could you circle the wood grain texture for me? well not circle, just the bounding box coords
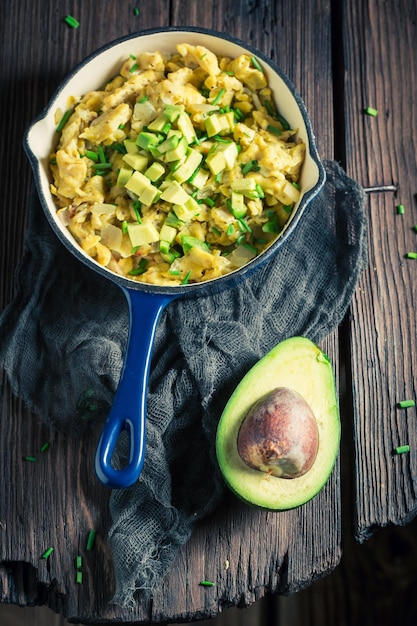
[0,0,340,623]
[342,0,417,540]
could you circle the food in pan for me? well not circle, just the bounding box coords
[216,337,340,510]
[50,43,305,286]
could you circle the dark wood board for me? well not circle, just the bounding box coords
[342,0,417,541]
[0,0,341,623]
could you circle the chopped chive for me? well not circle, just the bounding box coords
[86,150,99,161]
[86,530,96,551]
[243,242,258,255]
[241,160,259,174]
[91,162,112,170]
[56,109,72,133]
[76,555,83,570]
[251,56,263,72]
[205,197,215,207]
[212,88,225,105]
[122,220,128,234]
[397,400,416,409]
[395,444,410,455]
[40,442,50,453]
[364,106,378,116]
[405,252,417,259]
[129,259,148,275]
[97,146,106,163]
[76,571,83,584]
[64,15,80,29]
[212,226,222,236]
[169,269,181,276]
[413,225,417,232]
[182,270,192,285]
[264,100,275,116]
[133,7,140,15]
[199,580,215,587]
[133,202,142,223]
[129,63,139,73]
[138,95,148,103]
[396,204,405,215]
[276,113,291,130]
[255,183,264,198]
[24,455,37,462]
[292,181,300,190]
[41,547,54,560]
[226,224,235,237]
[237,218,252,233]
[266,124,282,136]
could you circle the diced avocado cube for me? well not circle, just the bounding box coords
[139,184,160,206]
[160,223,177,243]
[205,150,226,176]
[122,152,149,171]
[136,131,161,151]
[181,234,210,255]
[173,148,203,184]
[124,139,139,154]
[127,222,160,247]
[190,168,209,189]
[221,141,238,169]
[160,180,190,205]
[145,161,165,182]
[205,114,224,138]
[116,166,133,187]
[230,191,247,218]
[148,114,171,133]
[173,196,200,222]
[166,136,188,162]
[163,104,184,122]
[156,134,180,155]
[124,170,151,196]
[177,111,196,144]
[221,111,235,134]
[231,177,257,196]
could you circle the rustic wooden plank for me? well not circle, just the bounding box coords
[342,0,417,540]
[0,0,341,623]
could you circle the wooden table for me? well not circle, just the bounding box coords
[1,1,416,623]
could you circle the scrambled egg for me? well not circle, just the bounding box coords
[50,44,305,286]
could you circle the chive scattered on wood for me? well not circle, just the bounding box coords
[251,56,263,72]
[405,252,417,259]
[396,204,405,215]
[199,580,215,587]
[133,7,140,16]
[76,571,83,584]
[76,555,83,570]
[395,444,410,455]
[86,530,96,551]
[397,400,415,409]
[64,15,80,29]
[41,547,54,560]
[24,455,37,462]
[56,109,72,133]
[364,106,378,116]
[40,442,50,452]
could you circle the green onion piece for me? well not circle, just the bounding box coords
[64,15,80,29]
[112,142,127,154]
[395,444,410,455]
[129,63,139,73]
[292,181,300,190]
[243,242,258,255]
[169,269,181,276]
[199,580,215,587]
[97,146,106,163]
[396,204,405,215]
[266,124,282,136]
[138,95,148,103]
[255,183,264,198]
[76,571,83,584]
[405,252,417,259]
[226,224,235,237]
[276,113,291,130]
[205,197,215,207]
[133,7,140,16]
[76,555,83,570]
[24,455,37,462]
[211,226,222,236]
[133,202,142,223]
[122,221,128,234]
[56,109,72,133]
[264,100,275,116]
[241,160,259,174]
[413,225,417,232]
[86,530,96,551]
[397,400,416,409]
[212,88,225,106]
[364,106,378,116]
[237,219,251,233]
[129,259,148,276]
[91,162,112,170]
[41,547,54,560]
[182,270,192,285]
[86,150,99,162]
[251,56,263,72]
[40,442,50,453]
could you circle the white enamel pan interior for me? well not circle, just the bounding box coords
[24,27,326,488]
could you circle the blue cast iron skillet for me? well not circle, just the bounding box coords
[24,27,326,489]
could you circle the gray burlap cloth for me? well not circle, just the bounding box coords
[0,160,367,606]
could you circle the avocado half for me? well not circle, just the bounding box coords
[215,336,340,510]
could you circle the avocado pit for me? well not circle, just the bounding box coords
[237,387,319,478]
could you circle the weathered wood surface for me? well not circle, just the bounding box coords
[0,0,415,624]
[342,0,417,541]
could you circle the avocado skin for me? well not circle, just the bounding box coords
[215,336,340,510]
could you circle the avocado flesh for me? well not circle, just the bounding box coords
[215,336,340,510]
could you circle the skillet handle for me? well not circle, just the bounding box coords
[95,288,174,489]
